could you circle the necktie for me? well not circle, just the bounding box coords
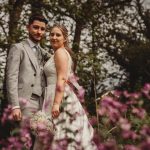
[34,45,39,56]
[34,46,45,89]
[34,45,41,65]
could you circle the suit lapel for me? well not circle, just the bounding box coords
[22,40,39,71]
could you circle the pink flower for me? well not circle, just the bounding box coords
[124,145,140,150]
[67,73,85,102]
[119,118,131,131]
[142,83,150,99]
[89,116,97,126]
[99,96,127,122]
[130,93,141,99]
[122,130,139,140]
[19,97,28,105]
[140,125,150,137]
[113,90,122,98]
[98,107,107,116]
[126,100,138,105]
[1,105,12,124]
[140,137,150,149]
[123,90,131,98]
[132,107,146,119]
[68,73,79,83]
[143,83,150,91]
[97,140,117,150]
[43,97,51,111]
[77,87,85,102]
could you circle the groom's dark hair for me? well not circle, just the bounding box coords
[29,13,48,25]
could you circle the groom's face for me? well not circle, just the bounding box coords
[27,20,46,43]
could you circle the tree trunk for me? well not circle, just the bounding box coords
[8,0,25,45]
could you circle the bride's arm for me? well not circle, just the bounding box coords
[52,48,68,118]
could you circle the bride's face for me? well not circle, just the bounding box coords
[50,27,66,50]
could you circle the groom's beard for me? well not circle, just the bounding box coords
[29,33,43,44]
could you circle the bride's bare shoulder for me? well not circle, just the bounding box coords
[54,48,68,60]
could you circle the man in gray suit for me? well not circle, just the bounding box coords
[6,14,49,122]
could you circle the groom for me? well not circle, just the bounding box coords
[6,14,49,122]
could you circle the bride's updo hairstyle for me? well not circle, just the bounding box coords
[50,24,72,55]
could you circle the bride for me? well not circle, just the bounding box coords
[34,24,97,150]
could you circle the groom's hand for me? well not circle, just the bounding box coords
[12,108,22,121]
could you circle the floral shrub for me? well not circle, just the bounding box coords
[95,83,150,149]
[1,83,150,149]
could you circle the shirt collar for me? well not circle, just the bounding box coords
[27,38,40,49]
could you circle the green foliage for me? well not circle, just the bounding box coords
[120,41,150,90]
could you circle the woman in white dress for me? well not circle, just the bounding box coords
[34,24,97,150]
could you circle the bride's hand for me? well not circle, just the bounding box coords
[52,103,60,118]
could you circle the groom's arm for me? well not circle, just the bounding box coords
[6,44,22,108]
[6,44,22,121]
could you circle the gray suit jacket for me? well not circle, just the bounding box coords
[6,39,50,108]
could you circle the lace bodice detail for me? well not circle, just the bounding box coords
[44,49,72,85]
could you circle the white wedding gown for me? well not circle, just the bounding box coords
[34,49,97,150]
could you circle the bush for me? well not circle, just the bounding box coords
[1,83,150,149]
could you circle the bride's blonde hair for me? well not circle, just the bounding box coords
[50,24,72,55]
